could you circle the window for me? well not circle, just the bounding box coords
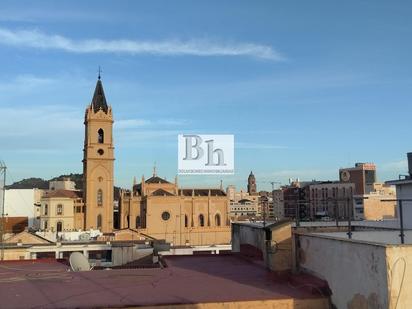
[97,214,102,229]
[184,215,188,228]
[98,128,104,143]
[57,204,63,215]
[44,204,48,216]
[56,221,63,232]
[215,214,221,226]
[44,220,48,230]
[76,206,81,213]
[97,189,103,206]
[136,216,141,228]
[162,211,171,221]
[199,214,204,227]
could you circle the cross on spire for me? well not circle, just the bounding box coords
[98,66,102,80]
[153,162,157,177]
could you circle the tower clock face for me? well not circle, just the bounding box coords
[97,149,104,156]
[341,170,350,182]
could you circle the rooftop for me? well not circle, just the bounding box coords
[311,230,412,245]
[240,219,402,230]
[0,254,329,308]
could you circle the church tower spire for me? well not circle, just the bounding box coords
[91,79,108,113]
[247,171,257,195]
[83,77,114,233]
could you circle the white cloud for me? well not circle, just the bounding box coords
[0,27,284,60]
[115,118,188,129]
[236,142,289,150]
[0,74,55,92]
[381,160,408,172]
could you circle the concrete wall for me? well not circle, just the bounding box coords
[232,224,265,256]
[296,234,389,308]
[142,227,231,246]
[386,246,412,308]
[5,189,39,228]
[2,247,30,260]
[112,245,153,266]
[232,222,292,272]
[268,224,292,271]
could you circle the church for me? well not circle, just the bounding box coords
[82,77,231,245]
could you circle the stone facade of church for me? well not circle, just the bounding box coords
[119,173,231,246]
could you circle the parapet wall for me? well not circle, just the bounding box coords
[295,233,412,308]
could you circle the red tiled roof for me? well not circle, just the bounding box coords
[43,189,82,199]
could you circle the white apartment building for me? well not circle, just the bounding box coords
[4,189,43,229]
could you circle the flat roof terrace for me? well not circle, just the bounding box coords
[312,230,412,245]
[0,254,329,308]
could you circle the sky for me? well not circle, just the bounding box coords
[0,1,411,191]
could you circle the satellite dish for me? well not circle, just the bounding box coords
[69,252,91,272]
[79,233,91,241]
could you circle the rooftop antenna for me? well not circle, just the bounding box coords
[98,66,102,80]
[69,252,92,271]
[153,161,157,177]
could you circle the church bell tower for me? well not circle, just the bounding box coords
[83,76,114,233]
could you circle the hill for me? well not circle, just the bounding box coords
[6,173,122,200]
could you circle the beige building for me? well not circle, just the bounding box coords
[229,198,257,220]
[40,190,84,232]
[353,183,396,220]
[226,185,259,220]
[120,172,231,246]
[83,78,115,233]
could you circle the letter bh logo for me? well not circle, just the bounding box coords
[178,134,234,174]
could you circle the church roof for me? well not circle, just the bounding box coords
[91,79,108,113]
[145,176,170,184]
[179,189,227,197]
[238,198,253,204]
[151,189,175,196]
[43,189,82,199]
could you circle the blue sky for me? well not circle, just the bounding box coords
[0,1,411,190]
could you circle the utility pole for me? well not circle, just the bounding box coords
[0,161,6,261]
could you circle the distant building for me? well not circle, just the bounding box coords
[386,152,412,228]
[339,163,376,195]
[226,178,260,221]
[229,198,257,219]
[4,188,43,229]
[282,180,319,219]
[309,182,355,219]
[40,189,84,232]
[353,183,396,220]
[271,189,284,219]
[49,178,76,191]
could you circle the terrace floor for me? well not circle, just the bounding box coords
[0,254,330,308]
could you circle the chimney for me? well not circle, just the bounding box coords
[408,152,412,178]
